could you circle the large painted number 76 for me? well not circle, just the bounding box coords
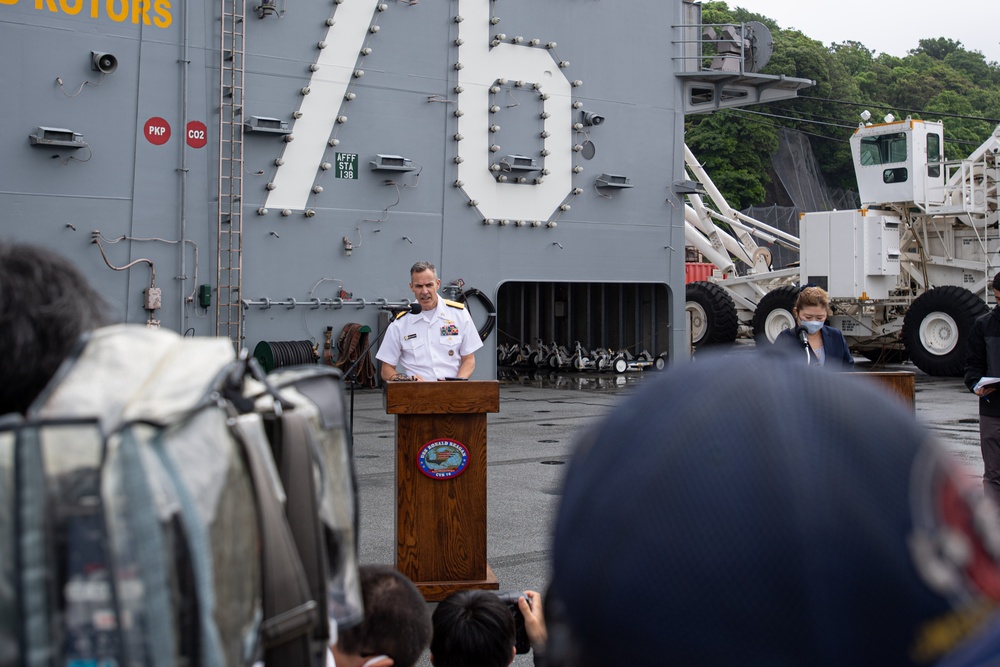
[266,0,573,223]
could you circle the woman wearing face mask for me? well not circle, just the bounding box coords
[773,285,854,369]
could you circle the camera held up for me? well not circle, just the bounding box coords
[494,590,531,654]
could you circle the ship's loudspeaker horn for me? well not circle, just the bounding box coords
[91,52,118,74]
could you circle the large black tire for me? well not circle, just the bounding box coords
[902,286,987,377]
[752,286,799,343]
[685,281,738,346]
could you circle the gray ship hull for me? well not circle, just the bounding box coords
[1,0,808,377]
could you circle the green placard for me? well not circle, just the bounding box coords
[336,152,359,179]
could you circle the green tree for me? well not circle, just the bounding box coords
[685,112,778,209]
[943,50,993,85]
[830,41,875,76]
[766,32,860,192]
[885,66,946,110]
[910,37,963,60]
[700,1,736,26]
[686,4,1000,207]
[924,91,991,159]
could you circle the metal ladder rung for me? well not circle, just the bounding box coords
[217,0,247,347]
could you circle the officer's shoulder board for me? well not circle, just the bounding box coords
[444,299,466,310]
[394,310,408,320]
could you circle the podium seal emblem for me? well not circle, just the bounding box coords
[417,439,470,479]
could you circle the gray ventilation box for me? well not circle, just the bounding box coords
[596,173,633,188]
[244,116,291,134]
[500,155,539,172]
[369,154,415,171]
[29,127,87,149]
[672,179,705,195]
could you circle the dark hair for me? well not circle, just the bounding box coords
[0,242,106,415]
[992,272,1000,292]
[431,590,515,667]
[338,565,431,667]
[410,261,437,278]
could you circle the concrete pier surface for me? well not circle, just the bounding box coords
[347,357,983,665]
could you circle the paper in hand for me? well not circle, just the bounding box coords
[974,377,1000,392]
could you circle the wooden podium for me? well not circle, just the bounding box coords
[384,380,500,601]
[855,370,916,412]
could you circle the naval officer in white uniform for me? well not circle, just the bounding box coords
[376,261,483,381]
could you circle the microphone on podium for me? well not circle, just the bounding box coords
[380,302,422,316]
[796,326,813,365]
[797,326,809,349]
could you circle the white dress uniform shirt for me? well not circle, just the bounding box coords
[376,298,483,380]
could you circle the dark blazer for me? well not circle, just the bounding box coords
[773,325,854,370]
[964,306,1000,418]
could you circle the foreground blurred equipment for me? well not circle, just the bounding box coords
[547,353,1000,667]
[0,244,362,667]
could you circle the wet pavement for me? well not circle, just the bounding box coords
[347,355,983,665]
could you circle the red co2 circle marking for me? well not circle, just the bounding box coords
[186,121,207,149]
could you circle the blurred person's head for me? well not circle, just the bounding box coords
[0,242,105,415]
[431,590,515,667]
[547,353,1000,667]
[333,565,431,667]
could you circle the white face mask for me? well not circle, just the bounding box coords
[801,320,824,335]
[360,655,389,667]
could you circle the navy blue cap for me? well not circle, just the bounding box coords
[550,353,1000,666]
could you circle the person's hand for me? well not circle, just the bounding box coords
[519,590,547,647]
[976,386,996,397]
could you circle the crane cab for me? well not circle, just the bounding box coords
[850,118,945,207]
